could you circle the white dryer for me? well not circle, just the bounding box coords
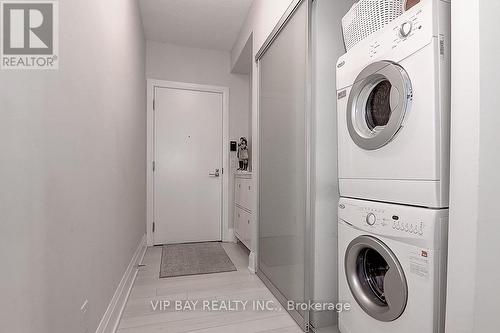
[338,197,448,333]
[336,0,451,208]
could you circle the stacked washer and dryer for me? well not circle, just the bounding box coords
[335,0,451,332]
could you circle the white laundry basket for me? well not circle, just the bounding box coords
[342,0,405,51]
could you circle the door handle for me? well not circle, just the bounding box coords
[209,169,220,177]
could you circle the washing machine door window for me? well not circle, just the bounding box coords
[347,61,412,150]
[345,235,408,322]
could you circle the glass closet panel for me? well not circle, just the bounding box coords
[257,0,309,330]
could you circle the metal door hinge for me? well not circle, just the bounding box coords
[152,222,155,233]
[153,99,156,111]
[152,161,156,172]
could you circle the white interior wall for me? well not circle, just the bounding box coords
[230,32,254,169]
[231,0,296,71]
[248,58,253,169]
[0,1,146,332]
[310,0,356,328]
[231,0,296,266]
[446,1,500,332]
[146,40,250,229]
[232,33,253,75]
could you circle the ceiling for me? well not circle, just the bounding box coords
[138,0,254,51]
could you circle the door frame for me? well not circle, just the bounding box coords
[146,79,230,246]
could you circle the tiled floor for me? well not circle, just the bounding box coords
[117,242,304,333]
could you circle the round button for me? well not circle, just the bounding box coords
[366,213,376,225]
[399,21,413,38]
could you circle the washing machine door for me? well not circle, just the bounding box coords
[345,235,408,322]
[346,60,412,150]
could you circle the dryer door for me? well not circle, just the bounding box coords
[345,235,408,322]
[346,61,412,150]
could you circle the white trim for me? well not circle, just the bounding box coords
[228,227,238,243]
[248,251,256,273]
[252,44,260,268]
[95,234,147,333]
[146,79,231,246]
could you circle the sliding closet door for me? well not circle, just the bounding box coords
[257,0,310,330]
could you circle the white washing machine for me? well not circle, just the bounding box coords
[338,197,448,333]
[336,0,451,208]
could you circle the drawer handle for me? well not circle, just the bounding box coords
[247,220,250,224]
[248,186,251,190]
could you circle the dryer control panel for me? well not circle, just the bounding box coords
[335,0,451,90]
[367,6,427,60]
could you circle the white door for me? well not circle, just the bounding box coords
[154,87,223,244]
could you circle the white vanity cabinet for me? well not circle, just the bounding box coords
[234,173,253,249]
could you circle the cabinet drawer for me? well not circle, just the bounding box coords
[241,210,252,249]
[235,178,253,211]
[234,206,251,249]
[234,206,243,239]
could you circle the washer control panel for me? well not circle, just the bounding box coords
[393,220,424,235]
[366,213,377,225]
[338,198,449,249]
[339,202,428,238]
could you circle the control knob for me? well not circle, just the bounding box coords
[366,213,376,226]
[399,21,413,38]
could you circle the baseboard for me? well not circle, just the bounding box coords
[248,250,256,273]
[95,234,147,333]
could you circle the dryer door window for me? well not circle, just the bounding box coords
[347,61,412,150]
[365,79,392,131]
[345,235,408,322]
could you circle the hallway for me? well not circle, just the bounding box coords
[2,1,500,332]
[117,243,302,333]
